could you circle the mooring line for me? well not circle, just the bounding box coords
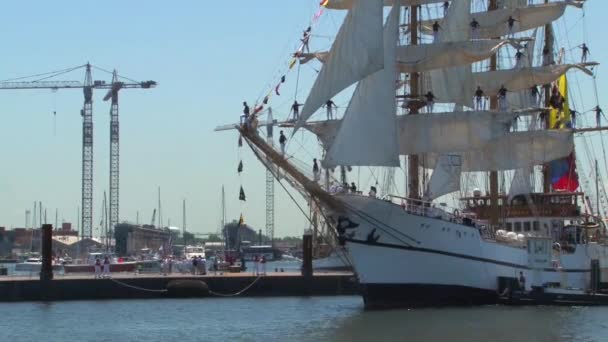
[208,276,263,297]
[109,278,168,293]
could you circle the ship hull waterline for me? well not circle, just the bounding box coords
[329,194,607,309]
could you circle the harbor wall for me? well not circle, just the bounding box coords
[0,274,358,302]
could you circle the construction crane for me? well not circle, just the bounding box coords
[0,63,156,238]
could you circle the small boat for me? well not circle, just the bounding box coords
[63,252,137,273]
[313,251,352,272]
[15,258,63,273]
[501,287,608,306]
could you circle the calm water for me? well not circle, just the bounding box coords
[1,297,608,342]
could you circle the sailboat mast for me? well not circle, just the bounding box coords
[542,0,555,193]
[488,0,500,226]
[408,4,420,200]
[596,160,601,217]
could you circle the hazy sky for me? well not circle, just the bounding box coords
[0,1,605,237]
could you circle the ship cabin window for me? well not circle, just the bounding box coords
[533,221,540,231]
[506,222,513,232]
[523,222,531,232]
[514,222,522,232]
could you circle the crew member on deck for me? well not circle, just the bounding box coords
[475,86,485,110]
[498,85,508,111]
[443,1,449,16]
[425,91,436,113]
[515,49,525,68]
[570,109,578,128]
[506,16,518,38]
[291,100,301,121]
[350,182,357,193]
[325,99,337,120]
[242,101,250,125]
[470,18,480,39]
[313,158,320,182]
[580,43,590,63]
[595,105,604,128]
[530,85,539,106]
[279,130,287,156]
[301,27,311,53]
[432,21,441,43]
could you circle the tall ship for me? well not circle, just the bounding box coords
[219,0,608,308]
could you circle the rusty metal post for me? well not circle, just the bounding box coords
[302,232,313,278]
[40,224,53,282]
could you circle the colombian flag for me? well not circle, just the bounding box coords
[549,75,579,191]
[549,75,571,129]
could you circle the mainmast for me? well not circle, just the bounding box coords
[408,4,420,200]
[488,0,499,226]
[542,0,555,193]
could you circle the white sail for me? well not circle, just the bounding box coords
[304,39,511,73]
[325,0,444,10]
[397,40,511,73]
[398,110,521,155]
[304,109,539,155]
[508,167,533,199]
[323,2,401,168]
[473,64,593,97]
[506,29,536,110]
[429,0,473,108]
[424,154,462,200]
[436,64,593,104]
[420,2,583,40]
[426,130,574,171]
[295,0,384,132]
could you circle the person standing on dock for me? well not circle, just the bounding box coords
[103,256,110,278]
[192,256,198,275]
[260,255,267,276]
[94,258,101,279]
[254,255,260,275]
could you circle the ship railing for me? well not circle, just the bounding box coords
[384,194,480,228]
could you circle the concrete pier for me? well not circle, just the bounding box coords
[0,272,357,302]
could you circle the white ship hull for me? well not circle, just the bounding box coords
[332,194,608,309]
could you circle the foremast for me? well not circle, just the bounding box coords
[408,4,421,201]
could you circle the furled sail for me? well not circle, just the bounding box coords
[323,1,401,168]
[396,40,511,73]
[472,64,593,97]
[295,0,384,133]
[425,130,574,171]
[437,64,594,105]
[420,2,583,40]
[303,39,512,73]
[424,154,462,200]
[325,0,444,10]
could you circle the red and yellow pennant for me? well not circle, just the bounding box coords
[320,0,329,7]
